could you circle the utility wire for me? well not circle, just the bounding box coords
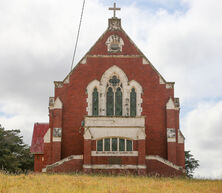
[70,0,86,71]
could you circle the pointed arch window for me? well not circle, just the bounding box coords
[130,88,137,116]
[106,87,114,116]
[106,76,123,116]
[92,88,99,116]
[115,87,122,116]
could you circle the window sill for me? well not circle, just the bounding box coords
[91,151,138,156]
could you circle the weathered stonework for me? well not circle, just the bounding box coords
[108,18,121,30]
[106,34,124,53]
[54,81,63,88]
[84,116,146,140]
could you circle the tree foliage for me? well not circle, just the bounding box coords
[0,124,34,173]
[185,150,200,178]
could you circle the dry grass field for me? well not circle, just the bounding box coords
[0,173,222,193]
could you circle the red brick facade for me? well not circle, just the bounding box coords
[31,16,185,176]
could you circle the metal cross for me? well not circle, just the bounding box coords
[109,3,121,18]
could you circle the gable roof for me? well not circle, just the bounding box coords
[30,123,49,154]
[62,17,170,85]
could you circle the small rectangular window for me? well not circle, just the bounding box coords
[127,140,132,151]
[112,138,117,151]
[119,138,125,151]
[104,138,110,151]
[97,139,103,151]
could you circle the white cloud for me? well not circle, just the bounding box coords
[125,0,222,103]
[0,99,48,144]
[182,101,222,179]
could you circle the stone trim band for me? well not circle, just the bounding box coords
[83,164,146,169]
[91,151,138,156]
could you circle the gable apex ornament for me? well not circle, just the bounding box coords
[106,34,124,53]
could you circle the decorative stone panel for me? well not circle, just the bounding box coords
[106,35,124,53]
[85,116,145,127]
[53,128,62,137]
[84,116,146,140]
[167,128,176,142]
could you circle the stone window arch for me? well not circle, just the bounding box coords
[86,65,143,116]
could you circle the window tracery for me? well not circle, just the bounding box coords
[86,66,143,116]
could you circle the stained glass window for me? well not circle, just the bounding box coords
[119,138,125,151]
[104,138,110,151]
[130,88,137,116]
[97,139,103,151]
[127,140,132,151]
[112,138,117,151]
[97,138,133,152]
[92,88,99,116]
[106,87,114,116]
[115,87,122,116]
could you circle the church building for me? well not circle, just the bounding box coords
[31,4,185,176]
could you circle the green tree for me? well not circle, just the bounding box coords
[0,124,34,173]
[185,150,200,178]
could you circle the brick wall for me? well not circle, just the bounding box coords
[47,158,83,173]
[177,143,185,168]
[91,156,138,165]
[34,154,44,172]
[146,159,184,177]
[54,57,175,160]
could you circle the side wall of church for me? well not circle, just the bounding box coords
[34,154,44,172]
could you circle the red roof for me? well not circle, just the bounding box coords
[30,123,49,154]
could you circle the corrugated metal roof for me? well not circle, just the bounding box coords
[30,123,49,154]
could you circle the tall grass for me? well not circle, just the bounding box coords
[0,172,221,193]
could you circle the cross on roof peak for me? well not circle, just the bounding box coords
[109,3,121,18]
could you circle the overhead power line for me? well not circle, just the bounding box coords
[70,0,86,71]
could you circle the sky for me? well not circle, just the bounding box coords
[0,0,222,179]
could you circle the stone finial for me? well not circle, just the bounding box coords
[108,17,122,30]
